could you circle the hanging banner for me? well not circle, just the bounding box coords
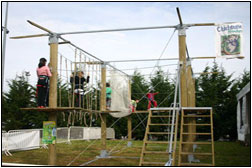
[42,121,56,144]
[215,22,243,58]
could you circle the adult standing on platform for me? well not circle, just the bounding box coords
[36,58,52,108]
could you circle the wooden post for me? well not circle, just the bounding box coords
[178,28,196,162]
[48,35,58,165]
[186,62,196,145]
[100,63,107,150]
[127,116,132,140]
[179,30,187,107]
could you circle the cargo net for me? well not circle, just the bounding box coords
[109,69,131,118]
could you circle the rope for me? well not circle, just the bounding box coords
[70,61,73,107]
[87,58,90,110]
[108,114,148,155]
[108,63,177,71]
[83,112,88,127]
[65,58,71,107]
[149,29,176,79]
[83,55,87,109]
[67,116,123,166]
[72,49,77,107]
[95,64,98,120]
[78,50,81,108]
[59,54,62,107]
[79,158,99,166]
[67,112,72,127]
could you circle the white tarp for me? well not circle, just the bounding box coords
[110,70,131,118]
[215,22,243,58]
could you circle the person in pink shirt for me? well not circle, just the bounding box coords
[36,58,52,108]
[146,90,159,109]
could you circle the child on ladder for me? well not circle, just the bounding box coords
[146,89,159,110]
[36,58,52,108]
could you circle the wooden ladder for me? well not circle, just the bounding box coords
[139,108,179,166]
[178,107,215,166]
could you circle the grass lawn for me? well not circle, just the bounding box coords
[2,140,250,166]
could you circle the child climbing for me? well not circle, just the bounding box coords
[36,58,52,108]
[106,82,112,110]
[146,90,159,109]
[131,99,139,112]
[70,71,90,107]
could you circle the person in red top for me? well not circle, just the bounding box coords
[146,90,159,109]
[36,58,52,108]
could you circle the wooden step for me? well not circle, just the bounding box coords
[151,115,172,118]
[180,152,212,156]
[181,142,212,145]
[150,123,175,126]
[182,133,211,135]
[180,163,213,166]
[144,151,169,154]
[184,115,210,118]
[142,161,166,165]
[146,141,173,144]
[183,124,211,126]
[148,132,174,135]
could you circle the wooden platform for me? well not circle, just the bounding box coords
[20,107,120,113]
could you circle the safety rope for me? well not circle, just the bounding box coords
[108,114,148,155]
[149,29,176,79]
[67,116,123,166]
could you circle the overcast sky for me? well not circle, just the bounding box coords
[2,2,250,92]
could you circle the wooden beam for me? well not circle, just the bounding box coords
[20,107,119,113]
[192,23,215,26]
[58,41,70,45]
[27,20,53,34]
[10,33,49,39]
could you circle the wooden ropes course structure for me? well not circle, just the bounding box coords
[10,6,244,166]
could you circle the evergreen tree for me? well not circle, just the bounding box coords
[150,68,175,107]
[227,70,250,140]
[196,62,234,140]
[2,74,47,131]
[130,70,149,139]
[131,70,149,110]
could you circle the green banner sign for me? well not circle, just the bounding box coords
[42,121,56,144]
